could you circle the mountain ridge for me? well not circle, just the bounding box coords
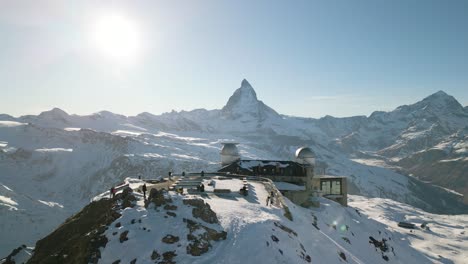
[1,80,467,259]
[6,82,466,121]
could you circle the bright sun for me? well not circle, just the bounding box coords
[92,14,141,62]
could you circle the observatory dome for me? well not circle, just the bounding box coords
[295,147,316,165]
[220,143,240,166]
[221,143,240,156]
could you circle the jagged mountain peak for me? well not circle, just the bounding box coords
[221,79,279,121]
[393,90,464,115]
[237,78,258,100]
[422,90,457,104]
[241,78,254,89]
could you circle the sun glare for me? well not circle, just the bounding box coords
[92,14,141,62]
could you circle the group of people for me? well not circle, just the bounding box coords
[266,191,275,206]
[197,183,205,192]
[110,183,148,200]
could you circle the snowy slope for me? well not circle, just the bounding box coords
[349,195,468,264]
[24,177,453,264]
[1,79,467,259]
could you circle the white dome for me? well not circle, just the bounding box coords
[220,143,240,166]
[220,143,239,156]
[295,147,316,165]
[295,147,315,159]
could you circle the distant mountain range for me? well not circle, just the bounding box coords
[0,79,467,257]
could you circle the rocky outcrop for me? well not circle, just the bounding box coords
[162,235,180,244]
[183,199,219,224]
[184,218,227,256]
[146,188,170,208]
[2,245,27,264]
[26,194,128,264]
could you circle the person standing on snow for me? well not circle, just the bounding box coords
[266,195,270,206]
[142,184,147,200]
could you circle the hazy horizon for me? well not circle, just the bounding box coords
[1,0,467,118]
[1,85,465,120]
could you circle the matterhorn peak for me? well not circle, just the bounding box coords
[221,79,279,121]
[222,80,259,113]
[238,79,258,100]
[241,78,253,89]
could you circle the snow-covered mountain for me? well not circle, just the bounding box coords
[1,79,467,260]
[221,79,281,122]
[14,178,468,264]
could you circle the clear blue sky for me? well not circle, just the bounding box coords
[1,0,467,118]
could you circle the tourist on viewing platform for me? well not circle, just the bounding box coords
[142,184,147,200]
[110,187,115,198]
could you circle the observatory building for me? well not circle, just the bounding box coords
[218,144,347,206]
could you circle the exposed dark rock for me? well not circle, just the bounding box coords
[278,249,283,255]
[305,255,311,262]
[145,189,166,208]
[271,235,279,242]
[183,199,219,224]
[130,258,137,264]
[151,250,160,260]
[114,187,137,209]
[184,218,227,256]
[119,230,129,243]
[166,212,177,217]
[369,236,389,252]
[131,219,136,224]
[27,198,121,264]
[339,251,347,261]
[162,235,180,244]
[112,260,120,264]
[274,222,297,236]
[342,237,351,244]
[3,245,27,264]
[160,251,177,264]
[122,194,136,209]
[164,204,178,211]
[355,209,361,217]
[283,207,293,221]
[115,222,121,228]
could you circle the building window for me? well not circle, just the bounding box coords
[321,181,331,194]
[320,179,342,195]
[331,180,341,195]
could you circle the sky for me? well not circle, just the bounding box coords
[0,0,467,118]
